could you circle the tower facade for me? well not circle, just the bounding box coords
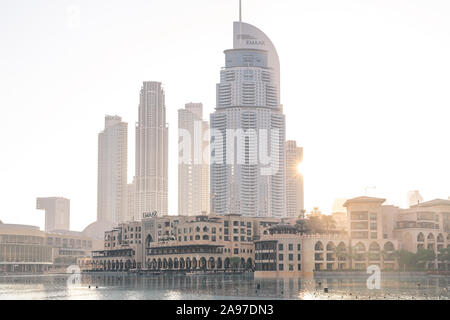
[134,81,168,219]
[210,22,286,217]
[286,140,304,218]
[178,103,210,216]
[36,197,70,232]
[97,115,128,224]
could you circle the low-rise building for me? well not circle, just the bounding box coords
[91,214,279,272]
[46,230,102,269]
[91,221,143,271]
[0,222,53,273]
[89,196,450,275]
[394,199,450,270]
[0,221,102,273]
[254,224,397,277]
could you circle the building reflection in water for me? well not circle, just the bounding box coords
[0,274,448,300]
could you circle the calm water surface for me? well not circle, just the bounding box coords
[0,273,449,300]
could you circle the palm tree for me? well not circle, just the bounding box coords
[294,219,310,234]
[416,248,436,270]
[321,215,337,234]
[393,250,415,271]
[230,257,241,271]
[306,215,323,234]
[335,245,348,263]
[347,246,367,270]
[438,247,450,270]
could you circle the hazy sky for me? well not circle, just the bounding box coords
[1,0,450,231]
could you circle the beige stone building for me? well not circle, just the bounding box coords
[394,199,450,270]
[89,196,450,275]
[0,223,52,273]
[254,224,397,278]
[0,221,101,273]
[91,214,279,272]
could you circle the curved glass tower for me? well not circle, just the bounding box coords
[210,21,286,217]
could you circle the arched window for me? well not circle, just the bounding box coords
[354,242,366,252]
[315,241,324,251]
[369,242,380,251]
[145,234,153,247]
[383,242,394,251]
[427,233,435,241]
[437,234,444,242]
[417,233,425,242]
[326,242,336,251]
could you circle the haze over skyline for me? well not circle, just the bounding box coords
[1,0,450,231]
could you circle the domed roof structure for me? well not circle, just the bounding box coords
[82,220,116,240]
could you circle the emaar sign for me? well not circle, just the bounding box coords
[142,211,158,219]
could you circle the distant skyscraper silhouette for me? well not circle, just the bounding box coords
[36,197,70,232]
[332,198,348,213]
[286,141,304,217]
[210,19,286,217]
[134,81,168,219]
[407,190,423,207]
[178,103,210,216]
[97,115,128,224]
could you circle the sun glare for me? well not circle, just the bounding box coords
[297,162,303,175]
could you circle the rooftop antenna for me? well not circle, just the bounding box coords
[239,0,242,22]
[237,0,243,46]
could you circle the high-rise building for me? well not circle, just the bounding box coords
[201,119,210,215]
[126,179,136,222]
[134,81,168,219]
[36,197,70,232]
[286,140,304,218]
[210,20,286,217]
[178,103,210,216]
[97,115,128,224]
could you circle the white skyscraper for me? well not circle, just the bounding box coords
[178,103,210,216]
[97,115,128,224]
[210,20,286,217]
[36,197,70,232]
[134,81,168,219]
[126,178,136,222]
[286,140,304,218]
